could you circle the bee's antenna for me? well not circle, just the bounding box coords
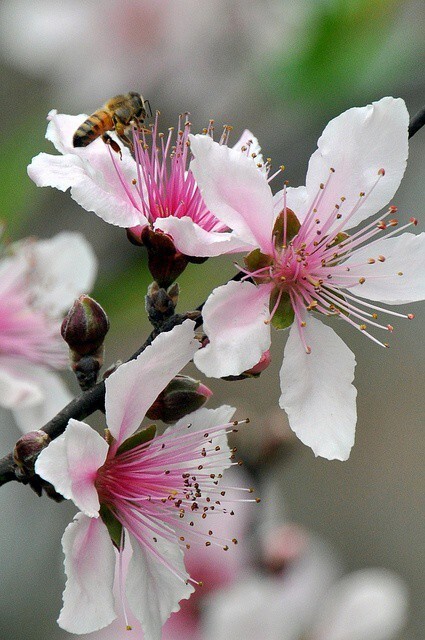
[144,99,153,118]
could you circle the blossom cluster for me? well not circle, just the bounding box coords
[0,95,420,640]
[29,96,425,461]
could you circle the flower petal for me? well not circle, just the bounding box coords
[28,111,145,228]
[189,134,275,253]
[313,569,408,640]
[59,513,116,634]
[194,280,272,378]
[105,320,199,445]
[35,419,108,516]
[21,232,97,316]
[0,358,44,409]
[279,315,357,460]
[273,185,309,223]
[153,217,251,257]
[11,366,72,432]
[305,97,409,230]
[126,532,194,640]
[343,232,425,304]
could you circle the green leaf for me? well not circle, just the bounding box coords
[243,249,272,283]
[272,209,301,248]
[269,288,294,330]
[99,504,123,548]
[116,424,157,456]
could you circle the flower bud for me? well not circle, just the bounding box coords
[13,430,51,477]
[223,350,271,381]
[61,295,109,356]
[141,226,189,288]
[146,375,213,423]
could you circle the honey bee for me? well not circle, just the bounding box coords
[72,92,150,154]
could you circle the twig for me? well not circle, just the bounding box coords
[409,105,425,139]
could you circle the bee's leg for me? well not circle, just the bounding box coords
[113,118,134,152]
[102,133,122,159]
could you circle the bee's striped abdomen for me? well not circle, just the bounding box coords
[72,110,114,147]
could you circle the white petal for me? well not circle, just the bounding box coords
[232,129,267,174]
[0,358,44,409]
[343,232,425,304]
[126,532,194,640]
[306,97,409,230]
[12,367,72,432]
[59,513,116,634]
[189,134,275,253]
[35,419,108,516]
[279,316,357,460]
[28,112,145,228]
[20,232,97,316]
[45,110,90,154]
[313,569,408,640]
[273,185,309,223]
[105,320,199,445]
[165,405,236,474]
[194,280,271,378]
[153,217,251,257]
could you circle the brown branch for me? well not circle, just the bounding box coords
[409,105,425,139]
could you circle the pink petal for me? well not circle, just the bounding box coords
[105,320,199,445]
[279,316,357,460]
[126,532,194,640]
[343,232,425,304]
[59,513,116,633]
[305,97,409,230]
[35,419,108,516]
[194,280,272,378]
[313,569,408,640]
[189,134,275,253]
[153,217,251,257]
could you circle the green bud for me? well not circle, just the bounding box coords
[146,375,213,423]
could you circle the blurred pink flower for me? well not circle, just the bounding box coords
[204,525,408,640]
[0,231,96,431]
[190,97,425,461]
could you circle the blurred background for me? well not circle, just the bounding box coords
[0,0,424,638]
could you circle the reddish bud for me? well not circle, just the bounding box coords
[14,430,51,476]
[244,350,271,376]
[61,295,109,356]
[141,226,189,289]
[146,375,213,423]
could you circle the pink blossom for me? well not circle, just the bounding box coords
[0,231,97,431]
[36,321,254,639]
[28,111,258,258]
[190,97,425,460]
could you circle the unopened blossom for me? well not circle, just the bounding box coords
[0,231,96,431]
[28,111,259,263]
[36,321,254,640]
[190,97,425,460]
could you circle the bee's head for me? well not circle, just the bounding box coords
[129,92,148,121]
